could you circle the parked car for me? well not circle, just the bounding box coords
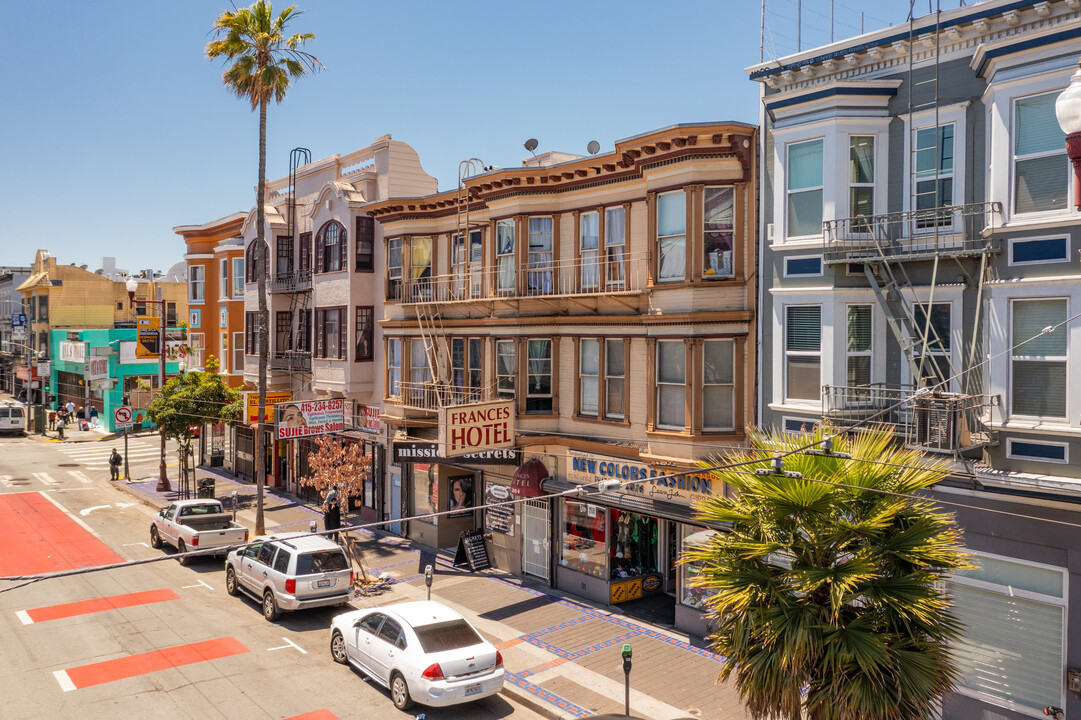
[150,499,248,565]
[0,402,27,435]
[225,533,353,621]
[330,600,504,710]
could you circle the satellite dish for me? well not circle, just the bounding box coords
[587,140,600,155]
[524,138,539,152]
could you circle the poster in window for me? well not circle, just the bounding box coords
[484,482,514,536]
[447,475,474,517]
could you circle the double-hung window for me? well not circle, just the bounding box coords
[410,237,432,300]
[704,187,734,278]
[580,212,600,290]
[849,136,875,229]
[847,304,873,388]
[232,331,243,373]
[605,206,626,289]
[787,139,824,238]
[785,306,821,402]
[703,340,735,431]
[316,221,346,273]
[275,311,292,352]
[656,341,686,430]
[276,235,293,278]
[496,220,516,293]
[387,238,402,301]
[246,241,267,283]
[451,231,482,299]
[1014,92,1068,215]
[913,124,954,228]
[912,303,951,388]
[189,266,205,302]
[657,191,686,282]
[578,338,626,420]
[605,339,625,419]
[526,339,552,413]
[355,216,374,271]
[387,338,401,397]
[296,309,311,352]
[579,339,600,416]
[496,339,515,400]
[232,258,245,297]
[527,218,553,294]
[355,306,373,362]
[315,307,344,360]
[245,311,260,355]
[451,338,483,403]
[298,232,311,274]
[409,338,431,406]
[219,259,228,299]
[1011,298,1067,418]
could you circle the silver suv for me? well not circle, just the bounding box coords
[225,533,354,621]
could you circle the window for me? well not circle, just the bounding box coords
[785,306,821,402]
[849,136,875,224]
[298,232,311,274]
[276,311,292,352]
[1009,236,1069,265]
[580,211,600,290]
[496,340,515,400]
[188,333,204,367]
[1007,439,1068,463]
[189,309,200,328]
[912,303,951,387]
[189,265,205,302]
[220,259,228,298]
[387,237,402,300]
[315,307,345,359]
[387,338,401,397]
[246,241,267,283]
[272,549,290,574]
[704,187,734,278]
[1011,298,1066,418]
[409,338,431,403]
[245,312,260,355]
[232,331,244,373]
[37,295,49,321]
[355,216,374,271]
[355,306,373,362]
[561,500,607,577]
[656,341,686,429]
[847,305,872,388]
[783,417,817,434]
[703,340,735,431]
[948,552,1066,714]
[526,339,552,413]
[220,308,227,328]
[657,191,686,281]
[496,219,515,293]
[276,235,293,277]
[451,338,483,402]
[1014,92,1068,215]
[166,302,177,326]
[913,124,954,226]
[316,220,346,273]
[220,332,228,372]
[605,206,626,289]
[783,255,823,277]
[527,217,553,294]
[605,339,625,420]
[787,139,824,237]
[410,237,432,300]
[137,301,148,317]
[452,231,482,298]
[232,257,244,297]
[296,309,312,352]
[413,619,484,654]
[579,339,599,416]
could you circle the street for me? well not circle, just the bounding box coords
[0,434,546,720]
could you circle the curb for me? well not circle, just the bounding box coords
[499,683,579,720]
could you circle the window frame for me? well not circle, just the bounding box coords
[1007,234,1070,267]
[1006,438,1069,464]
[245,311,260,356]
[785,138,825,240]
[1010,297,1068,420]
[579,211,600,291]
[845,303,874,392]
[495,339,515,400]
[275,311,292,353]
[355,216,374,272]
[276,235,294,278]
[387,237,403,301]
[219,258,228,299]
[354,306,373,362]
[232,331,244,373]
[605,205,627,290]
[314,306,346,360]
[578,338,600,417]
[495,219,516,294]
[316,220,347,274]
[189,265,205,304]
[782,254,824,278]
[525,338,553,414]
[1011,90,1069,218]
[702,339,736,432]
[656,190,687,283]
[232,257,245,297]
[386,338,402,398]
[784,304,822,404]
[245,241,268,283]
[703,185,736,280]
[655,340,687,431]
[847,134,876,225]
[526,217,554,295]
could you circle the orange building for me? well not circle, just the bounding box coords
[174,212,247,387]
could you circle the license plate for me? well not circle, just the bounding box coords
[316,578,332,588]
[465,682,483,696]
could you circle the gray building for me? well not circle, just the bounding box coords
[748,1,1081,717]
[0,266,31,394]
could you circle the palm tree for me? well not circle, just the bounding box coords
[685,425,972,720]
[206,1,322,535]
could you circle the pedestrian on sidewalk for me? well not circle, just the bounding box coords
[65,400,74,416]
[322,485,341,542]
[89,405,99,428]
[56,415,66,441]
[48,409,56,431]
[109,449,122,481]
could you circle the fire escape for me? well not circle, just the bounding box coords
[269,147,314,385]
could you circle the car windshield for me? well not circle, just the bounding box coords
[182,503,221,516]
[413,619,483,653]
[296,550,348,574]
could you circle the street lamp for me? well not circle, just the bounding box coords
[126,276,171,493]
[1055,61,1081,210]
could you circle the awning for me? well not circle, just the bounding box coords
[541,475,729,530]
[510,458,548,498]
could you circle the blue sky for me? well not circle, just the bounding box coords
[2,0,943,273]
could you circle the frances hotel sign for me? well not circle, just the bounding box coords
[438,399,515,458]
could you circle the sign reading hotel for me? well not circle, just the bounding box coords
[567,450,715,508]
[244,391,292,423]
[275,399,346,440]
[438,399,514,458]
[135,317,161,359]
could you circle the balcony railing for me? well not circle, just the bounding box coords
[393,381,492,412]
[822,202,1000,264]
[822,384,997,454]
[270,270,312,294]
[387,252,648,304]
[269,350,311,373]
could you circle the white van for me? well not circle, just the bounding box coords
[0,403,27,435]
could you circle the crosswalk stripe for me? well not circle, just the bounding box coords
[0,475,12,489]
[32,472,58,486]
[68,471,92,484]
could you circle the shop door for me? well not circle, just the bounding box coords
[521,499,550,582]
[389,466,402,535]
[236,426,255,479]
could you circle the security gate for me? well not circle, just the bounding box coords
[521,498,550,582]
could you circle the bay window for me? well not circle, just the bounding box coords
[189,265,205,302]
[605,206,626,289]
[315,307,345,360]
[580,211,600,289]
[656,341,686,430]
[787,139,823,237]
[579,339,599,416]
[496,219,516,293]
[1014,92,1068,215]
[703,339,735,431]
[527,218,553,294]
[232,257,245,296]
[785,305,821,402]
[387,338,401,397]
[1011,298,1066,418]
[657,191,686,281]
[703,187,734,278]
[496,339,515,400]
[387,238,402,300]
[849,136,875,226]
[410,237,432,300]
[526,339,552,413]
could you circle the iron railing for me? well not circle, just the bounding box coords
[822,201,1000,264]
[269,351,311,373]
[270,270,313,294]
[393,381,493,412]
[822,384,997,454]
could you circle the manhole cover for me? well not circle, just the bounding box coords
[58,463,80,468]
[9,479,30,485]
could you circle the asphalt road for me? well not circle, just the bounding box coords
[0,433,546,720]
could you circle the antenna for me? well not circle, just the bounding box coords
[586,140,600,155]
[524,138,539,157]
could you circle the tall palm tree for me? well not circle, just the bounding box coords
[206,1,322,535]
[685,425,972,720]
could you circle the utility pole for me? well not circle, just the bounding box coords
[157,286,168,493]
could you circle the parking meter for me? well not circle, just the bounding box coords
[231,491,239,521]
[621,643,632,716]
[310,520,318,534]
[425,564,434,601]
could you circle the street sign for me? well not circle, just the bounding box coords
[11,313,26,328]
[136,317,161,359]
[114,406,133,428]
[37,361,50,376]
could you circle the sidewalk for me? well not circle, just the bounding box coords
[111,465,750,720]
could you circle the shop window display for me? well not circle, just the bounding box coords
[610,510,657,579]
[561,500,608,577]
[680,526,718,610]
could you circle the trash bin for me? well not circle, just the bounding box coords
[197,478,215,499]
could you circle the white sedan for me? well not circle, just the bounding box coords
[330,600,504,710]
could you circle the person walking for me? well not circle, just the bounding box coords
[48,409,56,431]
[109,448,122,481]
[65,400,75,416]
[56,414,66,441]
[89,405,99,428]
[322,485,341,542]
[76,406,86,431]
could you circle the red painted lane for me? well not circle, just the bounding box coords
[284,711,340,720]
[62,637,249,689]
[27,589,180,623]
[0,493,123,575]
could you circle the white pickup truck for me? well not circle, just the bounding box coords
[150,499,249,565]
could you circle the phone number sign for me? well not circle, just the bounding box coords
[275,399,345,440]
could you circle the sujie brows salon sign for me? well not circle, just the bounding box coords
[393,441,519,466]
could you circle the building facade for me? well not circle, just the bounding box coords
[748,2,1081,716]
[0,266,31,395]
[365,122,756,636]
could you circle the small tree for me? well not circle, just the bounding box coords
[299,435,373,578]
[146,355,240,467]
[685,425,972,720]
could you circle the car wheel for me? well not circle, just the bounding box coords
[330,631,348,664]
[391,672,414,711]
[262,590,279,622]
[176,539,190,566]
[149,526,162,549]
[225,566,239,596]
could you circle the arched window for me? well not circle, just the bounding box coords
[245,240,269,283]
[316,220,347,273]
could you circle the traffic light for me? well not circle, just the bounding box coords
[43,379,50,393]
